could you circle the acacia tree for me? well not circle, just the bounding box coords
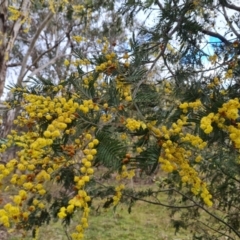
[0,0,240,239]
[118,1,240,239]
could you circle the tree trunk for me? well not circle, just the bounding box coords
[0,0,8,97]
[0,0,31,98]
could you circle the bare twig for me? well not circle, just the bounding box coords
[28,37,63,71]
[222,6,240,38]
[124,192,196,208]
[220,0,240,12]
[199,29,230,45]
[17,11,54,84]
[155,0,164,10]
[94,180,196,209]
[172,189,240,238]
[197,219,235,240]
[28,53,68,78]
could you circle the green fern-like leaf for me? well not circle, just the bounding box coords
[95,131,127,170]
[135,144,161,175]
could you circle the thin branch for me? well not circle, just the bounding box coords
[199,29,231,45]
[162,55,176,82]
[220,0,240,12]
[28,53,68,78]
[218,167,240,184]
[17,11,54,84]
[222,6,240,38]
[28,34,71,78]
[197,219,235,240]
[16,36,31,43]
[155,0,163,10]
[6,63,22,67]
[168,6,190,38]
[133,101,145,121]
[94,180,196,209]
[64,229,71,240]
[172,189,240,238]
[123,192,196,208]
[28,37,63,71]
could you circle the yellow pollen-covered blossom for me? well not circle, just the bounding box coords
[125,118,146,132]
[200,114,214,134]
[8,6,21,21]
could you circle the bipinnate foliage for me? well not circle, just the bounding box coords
[95,130,127,170]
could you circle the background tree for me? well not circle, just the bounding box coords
[0,0,126,140]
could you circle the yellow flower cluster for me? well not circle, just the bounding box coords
[208,54,217,64]
[8,3,30,31]
[79,99,99,113]
[116,77,132,101]
[213,77,220,85]
[58,192,91,240]
[147,122,162,137]
[8,6,21,21]
[218,98,240,120]
[20,94,80,140]
[228,125,240,148]
[57,134,98,239]
[161,116,187,138]
[123,53,130,68]
[82,74,94,88]
[225,69,233,79]
[73,59,90,67]
[64,59,70,66]
[117,165,135,180]
[193,0,200,6]
[136,147,144,153]
[95,52,117,73]
[179,102,189,113]
[148,119,183,138]
[150,116,212,206]
[0,190,28,228]
[188,99,202,109]
[0,161,50,227]
[159,139,212,206]
[200,113,214,134]
[72,35,84,43]
[113,165,135,206]
[113,184,125,206]
[200,185,213,207]
[48,0,56,13]
[166,43,175,53]
[100,37,111,54]
[100,113,112,122]
[0,89,102,238]
[125,118,146,132]
[217,98,240,148]
[195,154,202,162]
[0,204,19,227]
[181,133,207,149]
[200,99,240,149]
[164,81,172,94]
[72,4,84,13]
[179,99,202,113]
